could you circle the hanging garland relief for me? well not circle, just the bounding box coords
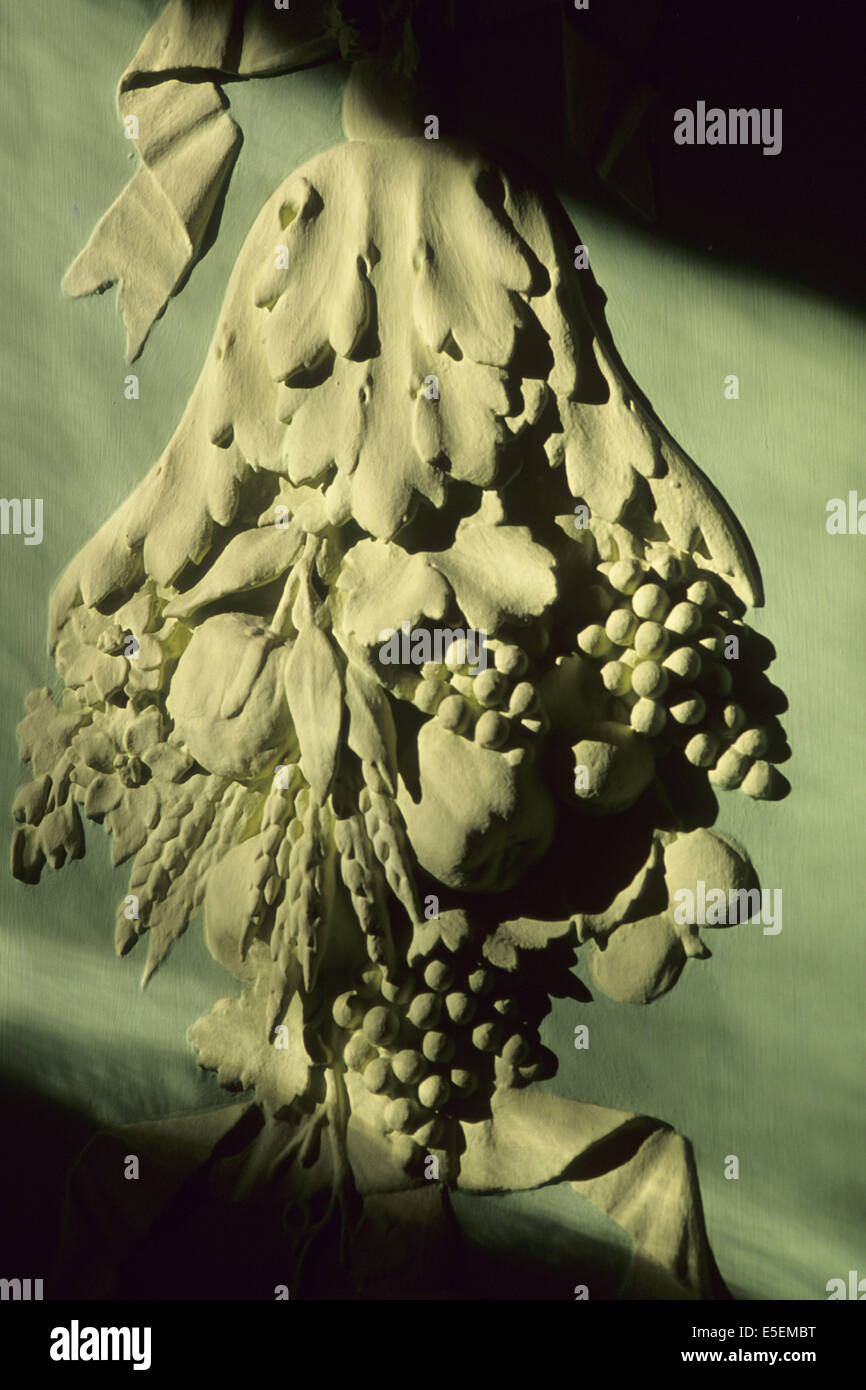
[11,0,789,1297]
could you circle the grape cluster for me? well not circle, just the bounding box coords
[576,547,777,798]
[407,637,550,751]
[334,929,556,1171]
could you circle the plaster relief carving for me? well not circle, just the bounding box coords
[12,1,789,1299]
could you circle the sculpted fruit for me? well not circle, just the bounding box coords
[396,719,555,893]
[167,613,296,779]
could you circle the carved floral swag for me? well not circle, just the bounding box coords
[14,0,788,1299]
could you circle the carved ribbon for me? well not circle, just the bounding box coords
[63,0,338,359]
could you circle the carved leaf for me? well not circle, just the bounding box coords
[483,916,574,972]
[504,172,762,606]
[164,525,303,618]
[427,516,558,634]
[16,688,90,777]
[344,662,399,795]
[284,627,343,799]
[190,977,312,1114]
[258,144,534,539]
[337,540,450,647]
[142,884,196,985]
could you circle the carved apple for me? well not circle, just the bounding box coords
[396,719,555,893]
[167,613,296,780]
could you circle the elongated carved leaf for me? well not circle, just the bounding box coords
[142,884,195,985]
[344,662,398,795]
[164,524,303,619]
[284,627,343,799]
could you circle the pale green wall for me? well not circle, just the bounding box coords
[1,0,862,1299]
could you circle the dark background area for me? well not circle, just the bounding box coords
[418,0,865,306]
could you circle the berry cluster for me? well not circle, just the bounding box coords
[576,548,777,797]
[408,638,550,750]
[335,928,556,1170]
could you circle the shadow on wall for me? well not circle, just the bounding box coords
[443,0,865,311]
[46,1096,730,1300]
